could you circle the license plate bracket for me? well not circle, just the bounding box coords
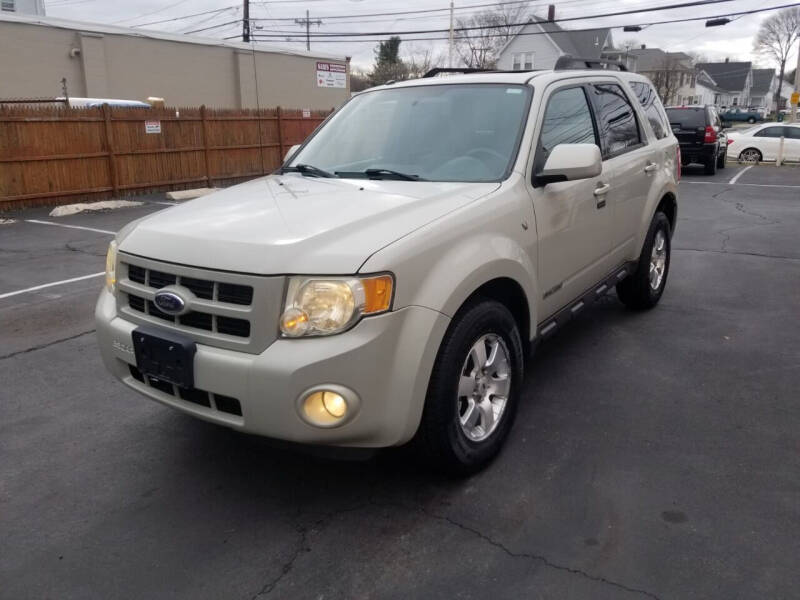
[133,326,196,389]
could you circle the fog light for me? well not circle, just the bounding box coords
[298,385,359,428]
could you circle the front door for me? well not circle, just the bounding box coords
[527,84,613,319]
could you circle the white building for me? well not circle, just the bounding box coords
[495,17,613,71]
[1,0,45,15]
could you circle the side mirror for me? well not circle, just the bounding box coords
[284,144,301,163]
[536,144,602,186]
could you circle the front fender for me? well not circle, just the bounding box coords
[361,191,539,341]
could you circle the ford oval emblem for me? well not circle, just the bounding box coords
[153,290,186,315]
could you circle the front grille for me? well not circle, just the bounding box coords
[129,365,241,416]
[117,254,283,354]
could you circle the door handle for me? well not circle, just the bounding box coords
[644,161,658,173]
[593,183,610,196]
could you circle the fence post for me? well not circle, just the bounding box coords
[101,103,119,197]
[276,106,284,167]
[200,105,212,187]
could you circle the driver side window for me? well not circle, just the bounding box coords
[534,86,598,182]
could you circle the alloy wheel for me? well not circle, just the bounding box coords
[457,334,511,442]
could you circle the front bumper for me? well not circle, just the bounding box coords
[95,288,450,447]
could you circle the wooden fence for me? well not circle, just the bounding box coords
[0,104,333,210]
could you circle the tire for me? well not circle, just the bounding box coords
[738,148,762,164]
[704,153,718,175]
[412,298,524,475]
[717,151,726,169]
[747,117,756,124]
[616,211,671,310]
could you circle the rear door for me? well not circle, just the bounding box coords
[753,126,786,161]
[588,81,654,262]
[782,126,800,161]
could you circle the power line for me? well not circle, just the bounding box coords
[295,10,323,50]
[246,1,800,43]
[133,5,239,28]
[183,19,243,35]
[246,0,745,37]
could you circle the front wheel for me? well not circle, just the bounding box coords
[617,211,671,310]
[738,148,762,163]
[412,299,524,475]
[747,117,756,124]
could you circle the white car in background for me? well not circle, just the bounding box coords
[727,123,800,163]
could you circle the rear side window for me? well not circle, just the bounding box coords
[755,126,786,138]
[665,108,706,129]
[786,127,800,139]
[628,81,669,139]
[589,83,641,158]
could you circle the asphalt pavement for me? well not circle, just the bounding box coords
[1,166,799,599]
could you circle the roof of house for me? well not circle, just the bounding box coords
[499,18,611,59]
[696,70,725,93]
[626,48,693,71]
[0,11,346,61]
[695,62,752,92]
[751,68,775,95]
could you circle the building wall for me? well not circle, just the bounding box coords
[496,24,563,70]
[0,18,349,109]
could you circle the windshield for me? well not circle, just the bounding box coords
[288,83,532,182]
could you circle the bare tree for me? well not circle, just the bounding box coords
[404,45,446,79]
[754,7,800,113]
[649,55,689,105]
[454,4,530,69]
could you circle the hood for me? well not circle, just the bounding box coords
[119,174,499,274]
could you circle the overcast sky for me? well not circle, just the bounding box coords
[43,0,795,71]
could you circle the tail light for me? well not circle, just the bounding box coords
[676,146,681,180]
[704,126,717,143]
[727,138,734,145]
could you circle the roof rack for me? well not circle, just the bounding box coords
[554,55,627,72]
[423,67,493,78]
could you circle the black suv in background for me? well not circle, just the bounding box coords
[665,105,728,175]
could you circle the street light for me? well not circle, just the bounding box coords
[705,18,731,27]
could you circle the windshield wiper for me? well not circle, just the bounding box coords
[363,168,425,181]
[282,163,337,178]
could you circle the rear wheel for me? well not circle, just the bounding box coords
[747,117,756,124]
[738,148,762,163]
[717,150,726,169]
[617,211,671,310]
[412,298,523,475]
[704,153,718,175]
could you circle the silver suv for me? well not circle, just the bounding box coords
[97,62,679,473]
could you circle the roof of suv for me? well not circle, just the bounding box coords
[364,68,652,93]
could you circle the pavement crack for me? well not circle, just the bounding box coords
[0,330,95,360]
[673,247,800,261]
[373,500,662,600]
[250,525,309,599]
[64,242,106,257]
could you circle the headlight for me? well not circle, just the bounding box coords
[280,274,393,337]
[105,240,118,291]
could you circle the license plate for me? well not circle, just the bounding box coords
[133,326,196,388]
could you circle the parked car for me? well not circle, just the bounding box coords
[97,64,679,473]
[720,107,765,124]
[727,123,800,163]
[665,105,728,174]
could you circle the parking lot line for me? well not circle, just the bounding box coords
[681,181,800,189]
[728,165,753,185]
[0,272,104,300]
[25,219,115,235]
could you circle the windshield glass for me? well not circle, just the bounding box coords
[289,83,532,182]
[665,107,705,128]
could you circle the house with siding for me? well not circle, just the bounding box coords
[495,18,613,71]
[750,69,776,112]
[695,60,753,108]
[625,47,697,105]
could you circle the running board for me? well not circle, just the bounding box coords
[534,262,638,346]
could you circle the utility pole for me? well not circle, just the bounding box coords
[295,10,322,51]
[242,0,250,42]
[792,38,800,123]
[448,1,454,67]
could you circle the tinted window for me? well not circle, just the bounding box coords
[755,126,786,138]
[590,84,641,158]
[665,107,706,129]
[786,127,800,139]
[629,81,669,139]
[539,87,597,160]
